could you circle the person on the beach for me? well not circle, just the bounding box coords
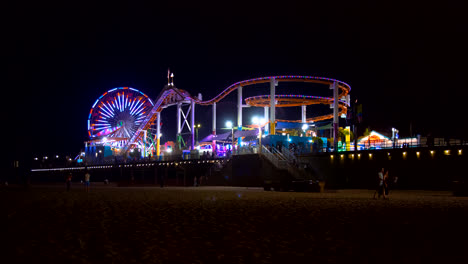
[373,168,385,199]
[84,170,90,193]
[384,170,390,199]
[66,173,72,191]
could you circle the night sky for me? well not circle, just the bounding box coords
[3,1,467,165]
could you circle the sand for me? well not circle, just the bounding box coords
[2,185,468,263]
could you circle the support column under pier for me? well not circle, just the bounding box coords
[191,100,195,150]
[270,78,276,135]
[237,86,243,149]
[332,81,339,152]
[212,102,216,155]
[156,112,161,157]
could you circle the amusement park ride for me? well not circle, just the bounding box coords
[85,74,351,159]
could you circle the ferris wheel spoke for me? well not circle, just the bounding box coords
[131,102,144,115]
[129,100,138,114]
[103,102,113,114]
[114,97,119,111]
[94,126,111,131]
[99,111,112,119]
[131,99,142,114]
[128,98,136,112]
[133,106,145,117]
[100,105,114,117]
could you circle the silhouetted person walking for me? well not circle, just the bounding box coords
[66,173,72,191]
[84,170,90,193]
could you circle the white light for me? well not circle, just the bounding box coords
[44,156,48,160]
[302,124,309,130]
[98,150,102,153]
[34,157,38,160]
[252,116,259,125]
[167,148,172,153]
[56,155,59,158]
[103,137,108,142]
[226,121,233,129]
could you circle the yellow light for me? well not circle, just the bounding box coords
[387,153,391,156]
[358,154,361,158]
[403,152,406,155]
[430,150,434,154]
[416,151,420,155]
[351,154,354,158]
[445,150,450,155]
[330,155,334,158]
[369,153,372,157]
[340,154,344,158]
[459,149,462,155]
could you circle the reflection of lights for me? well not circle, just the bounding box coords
[302,124,309,130]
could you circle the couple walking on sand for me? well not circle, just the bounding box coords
[373,168,393,200]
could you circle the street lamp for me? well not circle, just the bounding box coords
[226,121,234,153]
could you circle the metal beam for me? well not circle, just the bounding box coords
[191,100,195,150]
[270,78,276,134]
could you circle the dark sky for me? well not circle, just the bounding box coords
[3,1,467,163]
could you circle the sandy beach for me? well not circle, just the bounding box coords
[2,185,468,263]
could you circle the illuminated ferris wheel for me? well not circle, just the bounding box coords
[87,87,154,146]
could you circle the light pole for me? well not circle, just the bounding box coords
[196,124,201,145]
[226,121,234,154]
[252,117,265,153]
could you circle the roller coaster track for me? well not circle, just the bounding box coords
[121,76,351,154]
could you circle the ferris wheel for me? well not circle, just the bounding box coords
[88,87,154,145]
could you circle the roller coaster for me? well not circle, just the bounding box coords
[87,75,351,157]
